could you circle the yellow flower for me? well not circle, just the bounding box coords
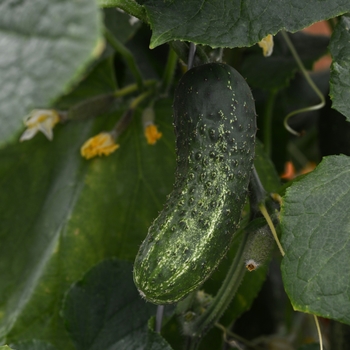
[258,34,274,57]
[80,132,119,160]
[144,124,162,145]
[142,106,162,145]
[20,109,60,142]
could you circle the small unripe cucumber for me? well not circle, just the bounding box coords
[133,63,257,304]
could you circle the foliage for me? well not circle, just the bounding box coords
[1,1,350,349]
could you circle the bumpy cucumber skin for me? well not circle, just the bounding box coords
[133,63,257,304]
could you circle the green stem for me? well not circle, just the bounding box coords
[103,0,148,24]
[160,47,178,95]
[111,90,153,138]
[169,41,209,67]
[129,90,153,110]
[114,80,156,98]
[258,203,285,257]
[184,234,248,338]
[104,28,144,91]
[215,323,264,350]
[263,90,277,157]
[249,166,268,219]
[281,30,325,136]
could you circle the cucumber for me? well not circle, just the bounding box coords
[133,62,257,304]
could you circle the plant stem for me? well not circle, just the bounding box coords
[249,166,268,219]
[215,323,264,350]
[104,28,144,91]
[187,43,197,70]
[155,305,164,333]
[259,203,285,257]
[314,315,324,350]
[129,90,153,110]
[169,41,210,67]
[114,80,156,98]
[185,233,248,338]
[263,90,277,158]
[160,47,178,95]
[281,30,325,136]
[104,0,148,24]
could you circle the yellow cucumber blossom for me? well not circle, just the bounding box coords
[144,124,162,145]
[80,132,119,160]
[258,34,274,57]
[20,109,60,142]
[142,107,162,145]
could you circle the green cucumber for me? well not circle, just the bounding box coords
[133,62,257,304]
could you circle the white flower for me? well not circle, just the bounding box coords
[20,109,60,142]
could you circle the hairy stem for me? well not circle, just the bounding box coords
[259,203,285,257]
[183,219,267,341]
[114,80,157,98]
[104,28,144,91]
[161,47,178,95]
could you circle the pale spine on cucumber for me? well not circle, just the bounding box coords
[133,62,257,304]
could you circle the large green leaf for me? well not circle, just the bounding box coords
[9,340,57,350]
[142,0,350,48]
[0,97,175,347]
[280,155,350,324]
[329,14,350,121]
[63,259,172,350]
[0,0,102,147]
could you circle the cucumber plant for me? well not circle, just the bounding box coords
[133,62,257,304]
[2,2,350,350]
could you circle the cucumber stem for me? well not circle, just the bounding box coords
[258,203,285,257]
[129,90,153,110]
[249,166,268,219]
[314,315,324,350]
[155,305,164,333]
[184,232,248,338]
[215,322,264,350]
[114,80,156,98]
[187,43,197,70]
[169,41,210,67]
[104,28,144,91]
[161,47,178,95]
[263,90,277,158]
[281,30,325,136]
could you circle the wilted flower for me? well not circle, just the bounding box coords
[80,132,119,160]
[142,107,162,145]
[258,34,274,57]
[144,124,162,145]
[20,109,60,142]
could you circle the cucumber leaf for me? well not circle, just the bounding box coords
[0,95,175,348]
[0,0,102,147]
[280,154,350,324]
[329,14,350,121]
[62,259,172,350]
[146,318,174,350]
[142,0,350,49]
[9,340,57,350]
